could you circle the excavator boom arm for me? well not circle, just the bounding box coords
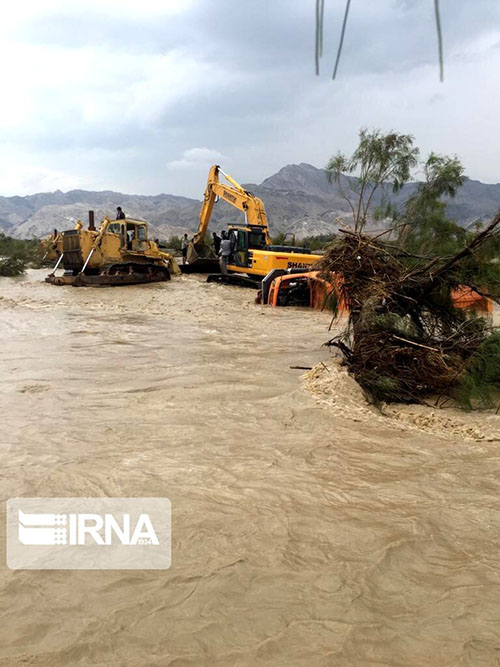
[195,165,270,244]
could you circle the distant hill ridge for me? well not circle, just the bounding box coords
[2,163,499,240]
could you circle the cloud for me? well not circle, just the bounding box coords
[166,148,227,170]
[0,1,500,198]
[0,162,84,196]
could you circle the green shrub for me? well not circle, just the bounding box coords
[458,332,500,410]
[0,256,26,276]
[0,233,45,271]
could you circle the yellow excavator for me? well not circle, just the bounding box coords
[187,165,321,285]
[45,211,180,286]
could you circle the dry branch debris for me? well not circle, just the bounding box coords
[319,216,500,408]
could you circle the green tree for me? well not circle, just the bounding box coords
[398,152,464,252]
[326,128,419,232]
[396,153,500,300]
[271,231,287,246]
[301,233,337,250]
[0,233,46,275]
[167,235,182,251]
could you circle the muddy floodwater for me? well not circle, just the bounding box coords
[1,269,500,666]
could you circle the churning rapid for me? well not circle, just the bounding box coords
[0,270,500,666]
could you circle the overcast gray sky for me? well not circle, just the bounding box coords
[1,0,499,197]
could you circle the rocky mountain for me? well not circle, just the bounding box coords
[2,163,500,241]
[245,164,500,236]
[3,191,200,240]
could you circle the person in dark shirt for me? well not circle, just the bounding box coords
[181,233,189,265]
[116,206,125,220]
[212,231,221,255]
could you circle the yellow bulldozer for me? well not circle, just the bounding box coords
[45,212,180,286]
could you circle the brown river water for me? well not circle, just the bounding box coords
[1,269,500,666]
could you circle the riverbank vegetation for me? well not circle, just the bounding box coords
[0,234,45,276]
[321,129,500,410]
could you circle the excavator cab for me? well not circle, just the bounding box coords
[229,229,247,268]
[247,229,267,249]
[228,227,267,268]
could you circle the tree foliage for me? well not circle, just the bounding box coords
[399,152,464,249]
[167,235,182,251]
[0,256,26,277]
[0,234,45,276]
[326,131,500,302]
[326,129,419,232]
[397,153,500,301]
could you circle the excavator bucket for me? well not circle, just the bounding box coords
[182,240,220,274]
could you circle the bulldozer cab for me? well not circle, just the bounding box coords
[106,220,149,252]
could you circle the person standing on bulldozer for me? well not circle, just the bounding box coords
[116,206,125,220]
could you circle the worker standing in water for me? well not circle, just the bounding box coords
[219,231,232,274]
[116,206,125,220]
[181,233,189,265]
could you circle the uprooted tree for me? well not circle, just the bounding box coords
[320,130,500,410]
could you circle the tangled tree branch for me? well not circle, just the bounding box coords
[319,215,500,409]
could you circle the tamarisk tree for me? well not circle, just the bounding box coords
[325,128,419,232]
